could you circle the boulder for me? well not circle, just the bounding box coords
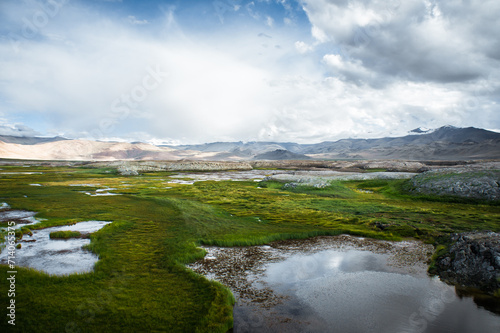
[434,231,500,295]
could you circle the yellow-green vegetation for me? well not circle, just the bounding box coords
[14,227,33,240]
[428,244,450,274]
[49,230,82,239]
[0,165,499,332]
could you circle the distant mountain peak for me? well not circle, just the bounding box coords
[253,149,311,160]
[409,125,460,135]
[435,125,459,131]
[409,127,432,134]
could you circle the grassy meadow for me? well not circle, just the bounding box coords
[0,165,499,332]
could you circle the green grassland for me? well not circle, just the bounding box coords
[49,230,83,239]
[0,165,499,332]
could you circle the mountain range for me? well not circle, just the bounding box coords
[0,126,499,161]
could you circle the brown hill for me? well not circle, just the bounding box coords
[0,140,210,161]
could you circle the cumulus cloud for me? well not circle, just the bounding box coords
[257,75,468,141]
[294,41,313,54]
[289,0,500,138]
[322,54,377,85]
[302,0,500,84]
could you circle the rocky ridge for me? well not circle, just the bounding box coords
[104,160,253,175]
[408,169,500,201]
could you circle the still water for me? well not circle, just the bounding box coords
[250,250,500,333]
[190,237,500,333]
[0,221,111,275]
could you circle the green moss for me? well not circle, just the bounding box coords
[428,244,450,274]
[13,227,33,240]
[364,168,388,173]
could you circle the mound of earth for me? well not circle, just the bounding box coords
[407,169,500,201]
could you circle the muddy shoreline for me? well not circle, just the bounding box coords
[189,235,434,301]
[188,235,435,330]
[188,235,500,332]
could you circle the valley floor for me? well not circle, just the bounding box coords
[0,163,499,332]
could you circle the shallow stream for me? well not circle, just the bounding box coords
[0,220,111,275]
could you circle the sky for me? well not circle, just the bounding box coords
[0,0,499,144]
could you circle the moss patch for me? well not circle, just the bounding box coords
[49,230,83,239]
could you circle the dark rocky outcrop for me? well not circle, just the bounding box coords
[433,231,500,295]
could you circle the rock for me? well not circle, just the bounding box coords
[117,165,139,176]
[408,169,500,201]
[374,222,392,231]
[433,231,500,295]
[282,182,298,189]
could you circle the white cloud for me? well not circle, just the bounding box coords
[256,75,468,142]
[322,53,388,87]
[0,2,300,143]
[310,25,328,43]
[246,2,260,20]
[127,16,148,25]
[266,16,274,27]
[301,0,500,83]
[294,41,313,54]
